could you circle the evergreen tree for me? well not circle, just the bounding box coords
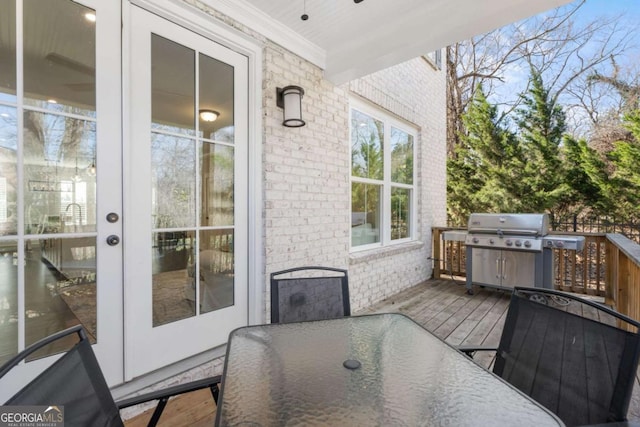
[561,135,612,217]
[607,112,640,221]
[447,86,520,224]
[513,70,569,217]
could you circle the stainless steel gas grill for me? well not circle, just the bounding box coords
[462,213,585,294]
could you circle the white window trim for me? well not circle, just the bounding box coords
[349,98,417,253]
[423,48,442,70]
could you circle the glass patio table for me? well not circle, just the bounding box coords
[214,313,564,427]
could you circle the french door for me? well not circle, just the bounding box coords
[126,6,248,379]
[0,0,122,399]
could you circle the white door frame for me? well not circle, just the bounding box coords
[122,0,263,381]
[92,0,124,386]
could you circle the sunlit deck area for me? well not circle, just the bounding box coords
[125,278,640,426]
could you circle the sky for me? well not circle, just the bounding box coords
[484,0,640,134]
[576,0,640,61]
[576,0,640,20]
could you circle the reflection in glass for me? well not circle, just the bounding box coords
[351,182,380,246]
[0,241,17,364]
[151,133,195,228]
[391,127,413,185]
[0,106,17,236]
[0,0,16,102]
[152,35,195,135]
[199,229,234,314]
[23,112,96,235]
[199,52,234,143]
[152,231,195,327]
[25,238,97,360]
[23,0,96,115]
[201,143,233,227]
[351,109,383,180]
[391,187,410,240]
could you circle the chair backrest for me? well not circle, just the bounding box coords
[495,287,640,427]
[270,266,350,324]
[0,325,123,427]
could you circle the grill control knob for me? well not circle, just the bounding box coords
[515,240,522,247]
[546,241,554,247]
[489,238,495,244]
[505,240,513,246]
[472,237,479,244]
[555,240,564,248]
[524,240,532,248]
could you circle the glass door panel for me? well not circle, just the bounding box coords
[0,0,17,103]
[0,0,19,367]
[0,241,18,364]
[23,0,96,116]
[21,0,97,355]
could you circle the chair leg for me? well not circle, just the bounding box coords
[211,384,220,404]
[147,397,169,427]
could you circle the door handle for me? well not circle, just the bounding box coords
[496,258,500,279]
[502,258,507,279]
[106,235,120,246]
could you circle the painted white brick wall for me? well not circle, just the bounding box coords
[263,45,351,286]
[121,3,446,418]
[263,51,447,314]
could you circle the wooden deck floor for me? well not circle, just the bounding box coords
[124,278,640,426]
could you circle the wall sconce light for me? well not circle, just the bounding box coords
[276,85,305,127]
[199,109,219,122]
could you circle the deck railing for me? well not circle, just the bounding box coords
[432,227,640,320]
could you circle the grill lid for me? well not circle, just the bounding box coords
[467,213,549,237]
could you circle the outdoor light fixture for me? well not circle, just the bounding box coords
[199,109,219,122]
[276,85,305,127]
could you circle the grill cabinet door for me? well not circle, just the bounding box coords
[501,251,536,288]
[471,248,502,287]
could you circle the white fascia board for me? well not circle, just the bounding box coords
[197,0,327,69]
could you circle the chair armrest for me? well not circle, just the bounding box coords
[457,346,498,357]
[116,375,221,409]
[116,375,221,427]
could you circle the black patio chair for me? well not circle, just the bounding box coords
[459,287,640,427]
[270,266,350,323]
[0,325,220,427]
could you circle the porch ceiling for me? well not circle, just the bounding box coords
[220,0,574,84]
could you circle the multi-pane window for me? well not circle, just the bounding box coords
[350,102,415,249]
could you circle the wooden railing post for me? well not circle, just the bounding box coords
[605,239,618,307]
[432,228,442,279]
[605,234,640,324]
